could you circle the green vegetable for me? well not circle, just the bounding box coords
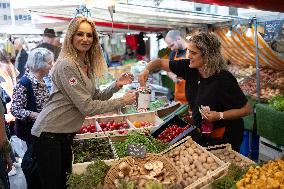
[213,176,234,189]
[113,131,169,158]
[73,138,114,163]
[268,94,284,112]
[67,159,109,189]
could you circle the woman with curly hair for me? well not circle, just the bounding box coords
[139,32,251,151]
[31,16,137,189]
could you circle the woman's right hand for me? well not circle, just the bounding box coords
[138,69,150,87]
[122,90,137,105]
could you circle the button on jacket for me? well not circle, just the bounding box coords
[31,59,124,137]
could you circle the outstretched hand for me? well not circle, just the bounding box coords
[116,72,134,88]
[138,69,149,87]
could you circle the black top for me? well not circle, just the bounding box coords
[169,49,187,61]
[169,59,247,134]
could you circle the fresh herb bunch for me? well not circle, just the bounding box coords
[67,159,109,189]
[149,99,167,111]
[213,163,250,189]
[73,138,114,163]
[268,94,284,112]
[113,131,169,158]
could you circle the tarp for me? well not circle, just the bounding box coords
[215,28,284,70]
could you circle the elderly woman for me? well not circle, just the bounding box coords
[139,32,251,151]
[31,16,136,189]
[11,48,53,146]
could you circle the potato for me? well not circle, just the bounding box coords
[184,166,190,173]
[188,171,195,177]
[206,157,215,164]
[199,155,207,163]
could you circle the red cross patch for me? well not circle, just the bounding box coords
[68,77,78,86]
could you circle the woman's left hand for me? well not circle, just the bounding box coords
[116,72,134,88]
[203,110,220,122]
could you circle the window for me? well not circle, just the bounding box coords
[195,7,202,11]
[8,16,11,20]
[15,15,18,20]
[23,15,27,20]
[19,14,22,20]
[7,3,10,7]
[28,15,31,20]
[3,3,6,8]
[4,15,7,20]
[0,3,2,8]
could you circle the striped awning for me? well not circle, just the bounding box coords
[215,28,284,70]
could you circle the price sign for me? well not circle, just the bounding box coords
[127,144,146,158]
[264,20,283,42]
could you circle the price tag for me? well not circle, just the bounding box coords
[127,144,146,158]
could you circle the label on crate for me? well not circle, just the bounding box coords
[137,93,151,109]
[127,144,146,158]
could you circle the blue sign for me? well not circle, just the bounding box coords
[264,20,283,42]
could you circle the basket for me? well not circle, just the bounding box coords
[103,153,182,189]
[206,143,255,168]
[160,136,228,189]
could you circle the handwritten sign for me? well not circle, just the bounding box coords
[127,144,146,158]
[264,20,283,42]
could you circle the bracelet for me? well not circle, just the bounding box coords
[0,140,12,155]
[219,112,224,120]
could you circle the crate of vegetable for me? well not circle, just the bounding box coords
[126,111,163,131]
[75,117,103,139]
[104,153,182,189]
[97,115,134,136]
[236,159,284,188]
[112,131,169,158]
[151,115,196,144]
[206,144,255,168]
[72,138,116,164]
[161,136,229,189]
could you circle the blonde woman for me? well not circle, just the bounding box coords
[31,16,136,189]
[139,32,251,151]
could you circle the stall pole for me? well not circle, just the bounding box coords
[253,16,261,102]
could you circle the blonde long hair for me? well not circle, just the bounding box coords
[189,32,227,77]
[58,16,107,77]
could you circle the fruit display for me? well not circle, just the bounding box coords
[113,132,169,158]
[239,78,257,96]
[132,121,154,128]
[157,124,191,143]
[79,123,99,134]
[252,86,282,100]
[208,144,255,168]
[273,76,284,86]
[236,159,284,188]
[163,137,224,188]
[98,119,129,132]
[73,138,115,163]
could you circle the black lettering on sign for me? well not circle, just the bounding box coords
[127,144,146,158]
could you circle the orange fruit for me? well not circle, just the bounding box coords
[133,121,142,128]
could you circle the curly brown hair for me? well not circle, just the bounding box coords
[189,32,227,77]
[58,16,107,77]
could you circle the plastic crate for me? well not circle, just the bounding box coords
[126,111,163,131]
[151,115,196,144]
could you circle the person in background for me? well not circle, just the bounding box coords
[121,45,136,61]
[31,16,137,189]
[11,48,53,146]
[37,28,60,61]
[13,38,28,79]
[0,88,12,189]
[164,30,189,104]
[139,32,251,151]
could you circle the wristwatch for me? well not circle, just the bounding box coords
[219,112,224,120]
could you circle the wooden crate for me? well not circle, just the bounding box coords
[206,144,255,168]
[160,136,228,189]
